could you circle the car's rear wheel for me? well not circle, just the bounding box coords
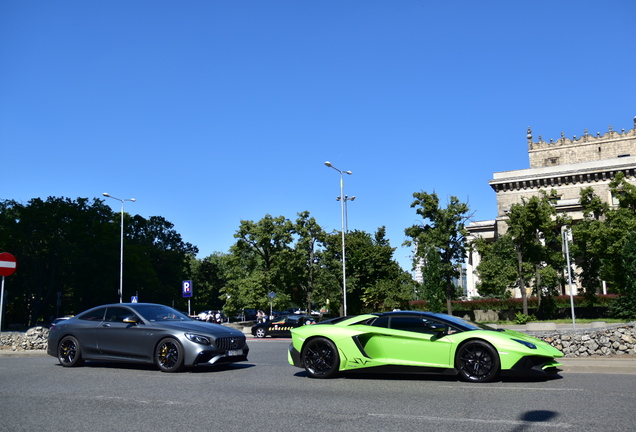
[301,337,339,378]
[155,338,184,372]
[57,335,84,367]
[455,340,500,382]
[255,328,266,338]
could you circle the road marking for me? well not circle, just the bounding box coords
[368,413,572,428]
[440,385,584,391]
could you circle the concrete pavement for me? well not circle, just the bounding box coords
[1,347,635,374]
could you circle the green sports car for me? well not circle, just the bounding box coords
[288,311,563,382]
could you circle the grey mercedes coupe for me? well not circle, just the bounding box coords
[47,303,248,372]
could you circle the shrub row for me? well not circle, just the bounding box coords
[411,294,618,312]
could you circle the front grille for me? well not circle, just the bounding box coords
[216,336,246,351]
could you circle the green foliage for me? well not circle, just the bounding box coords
[514,312,536,324]
[405,191,470,314]
[504,190,569,315]
[417,245,447,312]
[0,197,197,326]
[428,294,618,312]
[219,212,412,317]
[472,235,517,298]
[611,230,636,319]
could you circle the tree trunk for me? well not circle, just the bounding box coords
[516,248,528,315]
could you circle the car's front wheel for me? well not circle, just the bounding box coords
[455,340,500,382]
[254,328,266,338]
[155,338,184,372]
[57,335,84,367]
[301,337,339,378]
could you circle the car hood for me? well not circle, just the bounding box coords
[150,320,245,337]
[496,328,564,357]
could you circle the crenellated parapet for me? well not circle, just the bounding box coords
[527,117,636,168]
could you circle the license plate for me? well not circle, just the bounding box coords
[227,349,242,356]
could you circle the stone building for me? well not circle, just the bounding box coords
[465,117,636,298]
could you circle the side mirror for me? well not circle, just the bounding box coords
[429,325,446,338]
[123,316,138,324]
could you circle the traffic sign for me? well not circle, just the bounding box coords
[0,253,17,277]
[182,280,193,298]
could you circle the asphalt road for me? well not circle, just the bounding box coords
[1,339,635,432]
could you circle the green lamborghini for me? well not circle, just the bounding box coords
[288,311,563,382]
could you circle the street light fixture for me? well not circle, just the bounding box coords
[103,193,136,303]
[336,195,355,232]
[324,161,352,316]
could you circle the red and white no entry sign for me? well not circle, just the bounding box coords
[0,252,17,277]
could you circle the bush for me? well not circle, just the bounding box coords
[514,312,536,324]
[410,294,618,313]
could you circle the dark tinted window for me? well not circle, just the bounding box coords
[105,307,135,323]
[370,316,390,328]
[79,308,106,321]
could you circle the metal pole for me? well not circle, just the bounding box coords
[562,226,576,330]
[103,193,135,304]
[324,162,351,317]
[119,202,124,303]
[0,276,5,333]
[339,173,347,316]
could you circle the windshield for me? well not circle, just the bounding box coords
[436,314,496,331]
[135,305,192,322]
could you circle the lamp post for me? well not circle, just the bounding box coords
[103,193,136,303]
[336,195,355,232]
[324,161,352,316]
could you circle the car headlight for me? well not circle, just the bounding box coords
[512,338,537,349]
[185,333,211,345]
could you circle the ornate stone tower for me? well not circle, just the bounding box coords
[465,117,636,298]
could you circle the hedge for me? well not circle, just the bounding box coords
[410,294,618,312]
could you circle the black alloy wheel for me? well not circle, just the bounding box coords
[301,337,339,378]
[155,338,185,372]
[57,335,84,367]
[455,340,500,382]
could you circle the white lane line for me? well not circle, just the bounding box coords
[368,413,572,428]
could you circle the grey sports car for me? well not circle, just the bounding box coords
[47,303,248,372]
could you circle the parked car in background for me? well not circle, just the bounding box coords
[47,303,248,372]
[251,314,316,338]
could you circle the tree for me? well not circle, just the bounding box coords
[416,244,447,312]
[404,192,470,315]
[190,252,231,313]
[0,197,116,325]
[223,214,295,314]
[570,187,609,300]
[126,215,199,308]
[0,197,199,327]
[472,234,517,298]
[613,231,636,319]
[290,211,327,314]
[505,190,568,316]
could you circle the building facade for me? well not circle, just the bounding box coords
[465,117,636,298]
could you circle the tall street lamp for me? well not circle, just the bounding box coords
[336,195,355,232]
[103,193,136,303]
[324,161,352,316]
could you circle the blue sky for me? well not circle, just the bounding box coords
[2,1,635,272]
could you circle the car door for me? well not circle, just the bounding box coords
[267,316,290,337]
[73,307,108,356]
[94,306,153,361]
[364,315,453,368]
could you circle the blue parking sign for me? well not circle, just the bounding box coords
[182,280,193,298]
